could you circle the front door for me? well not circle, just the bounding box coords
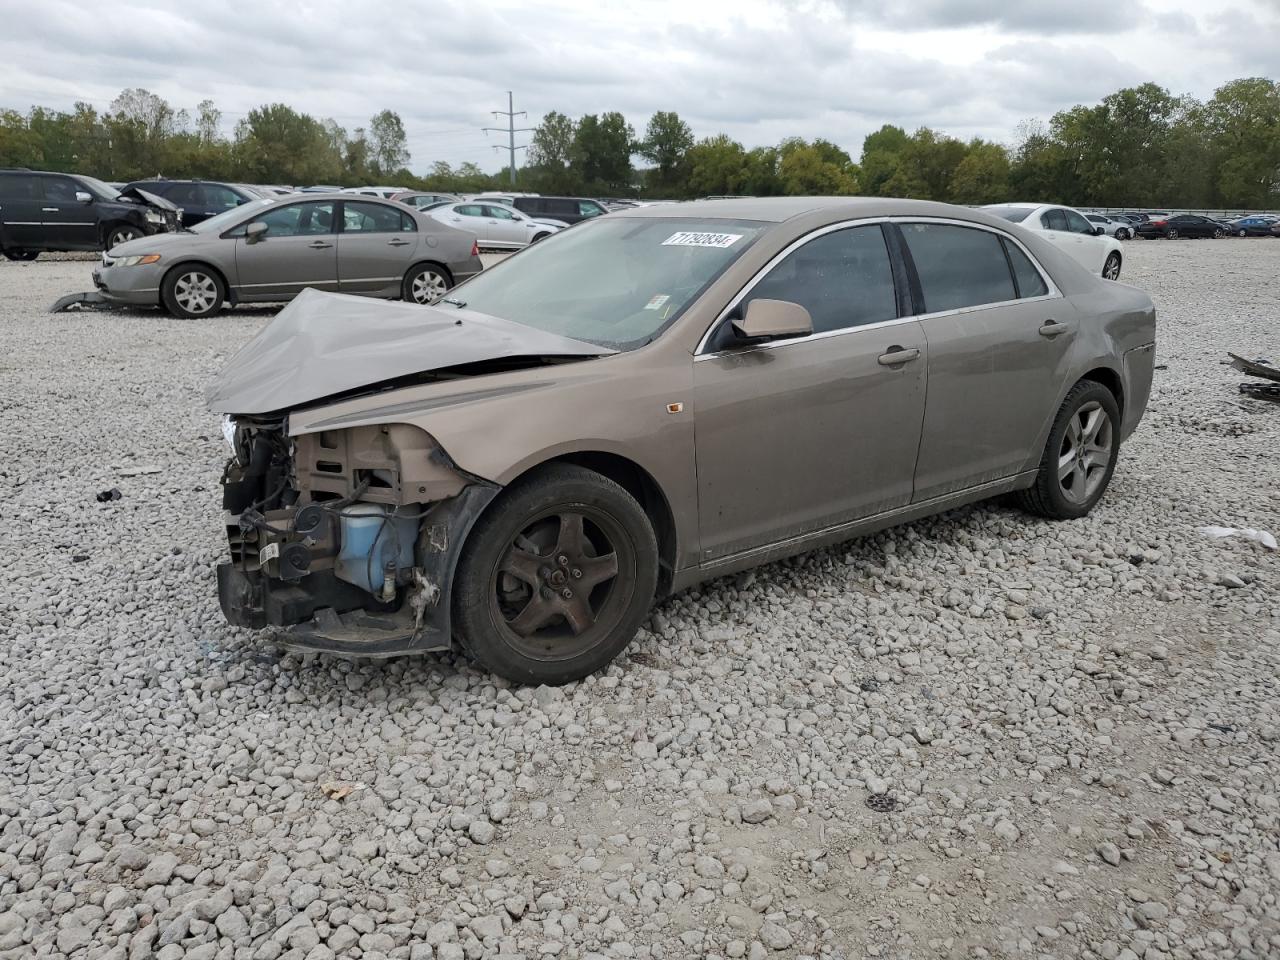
[234,200,338,299]
[336,200,418,295]
[693,223,928,563]
[896,221,1076,501]
[483,204,528,246]
[39,175,98,249]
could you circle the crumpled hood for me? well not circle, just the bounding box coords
[116,186,180,213]
[206,288,614,415]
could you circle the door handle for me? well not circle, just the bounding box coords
[877,346,920,366]
[307,240,333,249]
[42,207,59,212]
[1039,319,1068,338]
[386,238,410,246]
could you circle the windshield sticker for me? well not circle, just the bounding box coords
[644,294,670,311]
[662,231,743,248]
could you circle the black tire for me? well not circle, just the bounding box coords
[105,224,141,249]
[1238,229,1247,237]
[1016,380,1121,520]
[2,248,38,261]
[1102,252,1122,280]
[1212,228,1225,239]
[402,262,452,304]
[1117,228,1130,240]
[531,232,551,243]
[452,463,659,685]
[1166,228,1178,239]
[161,264,225,319]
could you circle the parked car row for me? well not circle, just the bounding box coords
[982,203,1125,279]
[93,193,482,317]
[1093,210,1280,239]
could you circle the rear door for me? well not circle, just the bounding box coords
[38,175,98,248]
[441,203,490,241]
[0,173,46,248]
[199,183,250,224]
[898,221,1075,501]
[234,200,338,299]
[693,223,928,561]
[336,200,419,294]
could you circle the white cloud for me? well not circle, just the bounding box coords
[0,0,1271,174]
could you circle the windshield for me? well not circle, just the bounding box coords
[191,197,274,234]
[78,176,120,201]
[446,217,767,349]
[983,206,1034,223]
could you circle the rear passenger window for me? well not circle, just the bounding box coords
[901,223,1016,312]
[747,225,897,334]
[343,201,408,233]
[0,174,38,199]
[1002,239,1049,298]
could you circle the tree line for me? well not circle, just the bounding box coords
[2,78,1277,208]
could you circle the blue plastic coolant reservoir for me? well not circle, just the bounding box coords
[333,503,418,595]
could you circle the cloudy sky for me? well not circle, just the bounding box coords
[1,0,1277,173]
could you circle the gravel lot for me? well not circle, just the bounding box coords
[1,242,1278,960]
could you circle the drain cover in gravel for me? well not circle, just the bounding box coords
[865,794,899,813]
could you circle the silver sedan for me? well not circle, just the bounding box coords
[426,201,566,248]
[92,193,484,318]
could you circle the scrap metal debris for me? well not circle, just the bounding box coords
[1199,525,1278,551]
[1230,352,1280,403]
[95,488,122,503]
[320,781,365,801]
[50,291,117,313]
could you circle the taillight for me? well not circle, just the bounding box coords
[471,240,479,257]
[1152,220,1166,227]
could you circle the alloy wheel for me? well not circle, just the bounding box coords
[1103,253,1121,280]
[174,271,218,315]
[108,227,138,248]
[1213,228,1225,239]
[410,269,447,303]
[1167,228,1179,239]
[490,507,632,662]
[1057,400,1113,505]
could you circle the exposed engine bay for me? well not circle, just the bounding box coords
[216,416,498,655]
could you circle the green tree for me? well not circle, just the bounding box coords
[639,110,693,189]
[949,139,1011,204]
[1202,78,1280,207]
[679,134,749,197]
[858,124,910,196]
[776,138,858,194]
[368,109,409,177]
[527,111,579,193]
[572,112,635,193]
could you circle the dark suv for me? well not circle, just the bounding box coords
[0,169,179,260]
[125,180,265,227]
[511,196,609,225]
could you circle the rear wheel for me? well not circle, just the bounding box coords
[1102,252,1122,280]
[452,464,659,685]
[161,265,225,318]
[1238,228,1247,237]
[105,224,140,249]
[2,248,38,261]
[1167,228,1179,239]
[402,262,452,304]
[1016,380,1120,520]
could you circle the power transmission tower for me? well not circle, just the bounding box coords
[483,91,534,187]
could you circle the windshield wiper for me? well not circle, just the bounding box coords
[440,297,467,308]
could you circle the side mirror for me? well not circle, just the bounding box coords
[75,191,92,204]
[732,298,813,341]
[1093,226,1106,236]
[245,221,269,243]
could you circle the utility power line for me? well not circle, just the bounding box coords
[482,91,534,187]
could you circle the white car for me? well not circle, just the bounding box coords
[342,186,409,199]
[1085,213,1134,241]
[982,203,1124,280]
[427,201,567,248]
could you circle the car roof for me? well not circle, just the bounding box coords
[620,196,1025,224]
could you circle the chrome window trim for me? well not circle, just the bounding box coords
[694,215,1062,360]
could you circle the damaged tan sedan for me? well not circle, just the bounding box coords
[209,197,1156,685]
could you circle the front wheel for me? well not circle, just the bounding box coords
[402,262,452,304]
[1212,228,1225,239]
[105,225,140,250]
[1238,228,1247,237]
[2,248,38,261]
[1016,380,1120,520]
[1167,228,1179,239]
[452,464,659,685]
[1102,252,1121,280]
[531,232,551,243]
[162,265,225,318]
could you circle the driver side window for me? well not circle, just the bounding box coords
[1063,209,1093,234]
[1041,209,1069,231]
[737,225,897,338]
